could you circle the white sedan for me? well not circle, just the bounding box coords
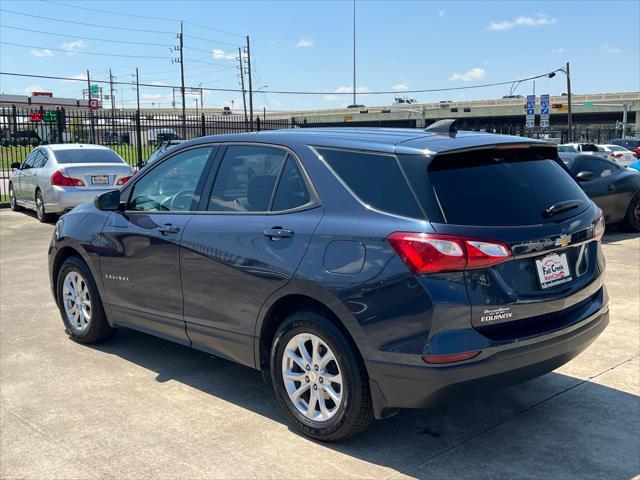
[597,144,637,167]
[9,144,133,222]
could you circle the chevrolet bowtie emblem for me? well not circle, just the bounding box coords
[555,235,571,247]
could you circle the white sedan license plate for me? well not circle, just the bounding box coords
[91,175,109,186]
[536,252,572,289]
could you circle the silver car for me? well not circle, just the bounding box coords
[9,144,133,222]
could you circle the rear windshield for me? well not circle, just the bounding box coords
[55,149,125,164]
[579,144,598,152]
[426,149,589,226]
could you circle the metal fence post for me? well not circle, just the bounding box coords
[135,111,142,166]
[201,113,206,137]
[56,107,63,143]
[256,116,261,132]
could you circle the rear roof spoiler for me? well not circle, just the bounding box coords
[425,119,457,138]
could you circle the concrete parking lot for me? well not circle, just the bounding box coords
[0,208,638,480]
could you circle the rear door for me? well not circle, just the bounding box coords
[402,146,603,336]
[180,144,322,366]
[99,145,216,344]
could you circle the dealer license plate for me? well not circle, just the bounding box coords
[535,252,572,289]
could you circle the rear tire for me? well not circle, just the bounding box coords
[621,193,640,232]
[8,183,22,211]
[56,256,115,344]
[270,310,373,441]
[35,189,54,223]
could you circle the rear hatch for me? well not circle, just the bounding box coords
[399,144,605,339]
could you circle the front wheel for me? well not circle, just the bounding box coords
[56,256,115,344]
[270,310,373,441]
[8,183,22,211]
[621,192,640,232]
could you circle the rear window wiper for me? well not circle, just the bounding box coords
[543,199,584,218]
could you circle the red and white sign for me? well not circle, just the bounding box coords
[535,253,572,289]
[88,98,100,110]
[32,91,53,97]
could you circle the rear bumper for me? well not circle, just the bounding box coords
[366,296,609,418]
[45,186,114,213]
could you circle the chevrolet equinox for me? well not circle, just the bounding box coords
[49,122,609,441]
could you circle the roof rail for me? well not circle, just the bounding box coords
[425,119,457,138]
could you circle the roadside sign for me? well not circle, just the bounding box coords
[89,84,99,95]
[88,98,99,110]
[584,102,593,107]
[525,95,536,129]
[540,94,550,129]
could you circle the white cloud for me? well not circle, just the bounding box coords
[552,48,565,54]
[391,83,409,92]
[449,67,487,82]
[212,48,235,60]
[335,85,370,94]
[487,14,557,31]
[62,40,87,54]
[296,38,313,48]
[438,9,446,17]
[24,85,45,94]
[602,43,621,54]
[30,49,53,58]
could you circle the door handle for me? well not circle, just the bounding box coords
[263,227,294,239]
[157,224,180,234]
[606,184,615,191]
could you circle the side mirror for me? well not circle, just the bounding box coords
[575,171,596,182]
[94,190,123,211]
[10,162,21,169]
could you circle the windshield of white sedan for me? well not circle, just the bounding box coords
[55,149,125,164]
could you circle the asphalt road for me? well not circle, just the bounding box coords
[0,209,638,480]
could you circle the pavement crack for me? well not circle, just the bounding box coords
[387,353,640,479]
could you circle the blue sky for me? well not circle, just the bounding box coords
[1,0,638,111]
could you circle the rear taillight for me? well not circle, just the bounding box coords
[116,176,132,186]
[50,170,85,187]
[593,213,605,241]
[614,153,624,158]
[387,232,513,274]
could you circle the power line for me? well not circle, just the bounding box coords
[0,24,172,47]
[0,70,558,96]
[0,8,173,34]
[0,41,172,59]
[184,34,241,48]
[41,0,245,38]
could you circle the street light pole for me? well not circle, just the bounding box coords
[566,62,572,142]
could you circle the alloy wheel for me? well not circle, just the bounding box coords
[9,185,16,208]
[281,332,343,422]
[62,270,92,334]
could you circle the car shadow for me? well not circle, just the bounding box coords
[601,229,639,244]
[92,327,639,479]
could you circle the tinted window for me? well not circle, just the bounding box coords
[574,157,618,177]
[22,151,38,168]
[33,150,48,168]
[129,147,213,212]
[427,150,589,226]
[579,144,598,152]
[318,148,422,218]
[272,157,310,211]
[208,146,287,212]
[55,149,125,164]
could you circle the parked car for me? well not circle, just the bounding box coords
[142,139,185,169]
[559,143,614,161]
[559,152,640,230]
[609,138,640,156]
[147,128,180,145]
[222,106,232,116]
[597,144,637,167]
[9,144,133,222]
[49,125,609,441]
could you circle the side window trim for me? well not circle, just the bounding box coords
[195,142,320,215]
[267,153,291,211]
[124,144,218,213]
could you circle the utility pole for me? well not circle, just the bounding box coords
[86,70,95,143]
[238,47,248,130]
[566,62,572,142]
[245,36,254,131]
[622,103,628,138]
[352,0,356,107]
[109,69,116,133]
[175,21,187,138]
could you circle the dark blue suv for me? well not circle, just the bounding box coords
[48,124,609,441]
